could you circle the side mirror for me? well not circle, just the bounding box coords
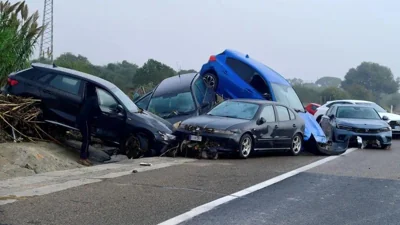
[114,104,124,113]
[382,115,389,121]
[329,114,335,120]
[262,93,271,100]
[257,117,266,125]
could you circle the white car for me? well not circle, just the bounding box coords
[314,99,400,134]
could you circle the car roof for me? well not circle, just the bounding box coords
[326,99,373,104]
[228,98,287,107]
[31,63,117,90]
[152,73,197,97]
[220,49,291,86]
[334,104,374,108]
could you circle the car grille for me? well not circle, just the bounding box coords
[389,121,400,129]
[184,125,214,133]
[352,128,380,133]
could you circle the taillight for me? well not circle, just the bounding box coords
[7,78,18,86]
[209,55,216,62]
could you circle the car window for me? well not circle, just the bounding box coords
[148,92,196,118]
[96,88,118,112]
[49,75,81,95]
[336,106,381,119]
[225,57,255,82]
[311,105,318,111]
[326,101,351,108]
[260,105,275,122]
[288,108,296,120]
[207,101,259,120]
[135,92,152,109]
[270,83,304,111]
[276,105,290,121]
[38,73,53,83]
[193,77,206,104]
[326,106,336,115]
[355,102,387,113]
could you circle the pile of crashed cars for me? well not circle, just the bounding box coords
[2,49,394,159]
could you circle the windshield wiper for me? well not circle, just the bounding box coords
[161,110,193,119]
[294,108,305,113]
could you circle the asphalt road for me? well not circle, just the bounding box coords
[1,141,400,225]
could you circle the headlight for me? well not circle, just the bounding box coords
[337,124,353,131]
[213,129,240,135]
[173,121,182,130]
[379,127,391,132]
[158,131,176,141]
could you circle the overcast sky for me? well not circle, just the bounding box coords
[17,0,400,81]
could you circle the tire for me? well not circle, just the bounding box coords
[203,73,218,91]
[238,133,253,159]
[289,133,303,156]
[121,133,149,159]
[381,144,391,150]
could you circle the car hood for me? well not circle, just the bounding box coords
[129,110,173,133]
[181,114,249,130]
[378,112,400,121]
[336,118,389,129]
[165,113,197,125]
[297,112,327,144]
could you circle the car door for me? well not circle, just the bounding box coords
[274,105,295,148]
[192,75,216,114]
[135,92,152,110]
[320,105,337,140]
[92,86,126,141]
[253,105,279,150]
[40,73,84,128]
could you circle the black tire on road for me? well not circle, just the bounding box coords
[203,73,218,91]
[381,144,391,150]
[121,134,149,159]
[239,133,253,159]
[289,133,303,156]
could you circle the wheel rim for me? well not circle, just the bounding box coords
[241,137,252,157]
[292,135,302,154]
[125,136,142,158]
[203,74,216,89]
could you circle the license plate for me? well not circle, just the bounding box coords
[189,135,202,142]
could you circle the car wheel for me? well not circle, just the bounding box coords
[239,134,253,159]
[203,73,218,90]
[381,144,391,150]
[290,133,303,156]
[122,134,149,159]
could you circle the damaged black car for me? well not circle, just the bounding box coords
[3,63,176,158]
[174,99,305,159]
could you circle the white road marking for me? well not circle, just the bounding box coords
[158,148,358,225]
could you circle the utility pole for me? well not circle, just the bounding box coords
[39,0,54,62]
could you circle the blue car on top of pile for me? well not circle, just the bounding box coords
[199,49,347,155]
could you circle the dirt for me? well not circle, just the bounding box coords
[0,142,83,180]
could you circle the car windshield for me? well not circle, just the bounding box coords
[355,102,387,113]
[270,82,304,112]
[112,88,139,112]
[336,106,381,119]
[207,101,259,120]
[148,91,196,118]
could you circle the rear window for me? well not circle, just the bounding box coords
[15,68,44,80]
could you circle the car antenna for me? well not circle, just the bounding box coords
[52,62,57,68]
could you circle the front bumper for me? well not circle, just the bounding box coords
[334,128,392,146]
[174,129,242,154]
[388,121,400,134]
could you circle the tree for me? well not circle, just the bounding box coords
[0,1,44,86]
[293,85,321,104]
[287,78,303,86]
[132,59,176,88]
[320,87,349,101]
[341,62,399,100]
[178,69,197,74]
[344,84,373,101]
[315,76,341,87]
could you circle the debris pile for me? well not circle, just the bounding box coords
[0,95,54,143]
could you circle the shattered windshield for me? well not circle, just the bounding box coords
[148,91,196,118]
[112,87,139,112]
[207,101,259,120]
[270,82,304,112]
